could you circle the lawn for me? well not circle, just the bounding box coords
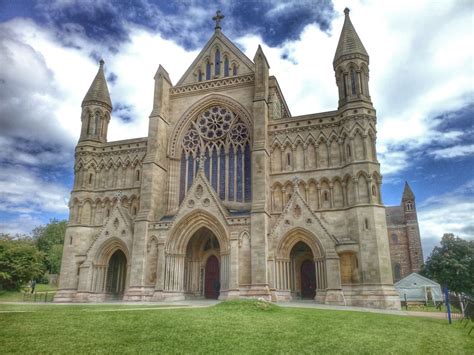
[0,300,472,354]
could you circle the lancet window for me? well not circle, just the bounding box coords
[179,106,251,206]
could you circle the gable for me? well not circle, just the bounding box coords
[395,273,441,288]
[176,31,255,86]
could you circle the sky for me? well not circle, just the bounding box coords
[0,0,472,258]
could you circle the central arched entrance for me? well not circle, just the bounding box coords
[290,241,316,299]
[184,227,221,299]
[105,249,127,299]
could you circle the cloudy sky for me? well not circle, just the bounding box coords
[0,0,472,257]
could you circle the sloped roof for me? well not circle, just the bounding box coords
[82,60,112,109]
[176,30,255,86]
[395,273,441,288]
[333,8,368,65]
[402,181,415,200]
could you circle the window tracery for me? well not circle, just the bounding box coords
[179,105,251,207]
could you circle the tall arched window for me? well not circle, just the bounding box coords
[214,48,220,76]
[206,61,211,80]
[224,56,229,77]
[94,112,101,136]
[198,69,203,82]
[179,106,251,207]
[232,63,238,76]
[394,263,401,281]
[350,69,357,95]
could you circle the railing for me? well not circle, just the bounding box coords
[23,291,55,302]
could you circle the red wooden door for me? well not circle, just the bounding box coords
[204,255,220,299]
[301,259,316,299]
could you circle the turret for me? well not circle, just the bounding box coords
[79,59,112,143]
[333,8,371,108]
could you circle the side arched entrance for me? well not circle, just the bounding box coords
[275,228,328,301]
[105,250,127,298]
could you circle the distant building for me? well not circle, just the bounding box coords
[385,182,424,282]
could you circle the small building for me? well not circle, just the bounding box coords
[394,273,443,303]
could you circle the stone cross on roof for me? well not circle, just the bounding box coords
[212,10,224,30]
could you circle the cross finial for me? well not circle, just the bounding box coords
[197,153,207,171]
[212,10,224,30]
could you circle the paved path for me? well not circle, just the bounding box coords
[0,299,447,319]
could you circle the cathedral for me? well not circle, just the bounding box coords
[55,9,404,309]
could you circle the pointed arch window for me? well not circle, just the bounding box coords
[198,69,203,82]
[179,106,251,208]
[232,63,238,76]
[94,112,100,136]
[224,56,229,77]
[206,61,211,80]
[214,48,220,76]
[350,69,357,95]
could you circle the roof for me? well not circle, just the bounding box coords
[82,60,112,109]
[333,8,368,65]
[395,273,441,288]
[402,181,415,200]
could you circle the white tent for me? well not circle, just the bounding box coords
[394,273,443,302]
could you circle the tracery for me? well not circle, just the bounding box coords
[179,105,251,207]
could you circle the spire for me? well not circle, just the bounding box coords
[333,8,368,66]
[82,59,112,109]
[402,181,415,200]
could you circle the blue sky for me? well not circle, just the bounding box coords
[0,0,472,257]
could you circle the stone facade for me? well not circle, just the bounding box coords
[55,9,401,309]
[385,182,424,282]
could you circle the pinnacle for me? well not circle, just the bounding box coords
[333,8,368,65]
[82,59,112,109]
[402,181,415,200]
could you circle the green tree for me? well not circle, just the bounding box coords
[422,233,474,295]
[32,219,67,274]
[0,237,46,291]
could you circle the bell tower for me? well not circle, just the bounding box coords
[79,59,112,143]
[333,8,371,108]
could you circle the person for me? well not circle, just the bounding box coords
[31,280,36,294]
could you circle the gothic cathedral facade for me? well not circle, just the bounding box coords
[56,9,401,309]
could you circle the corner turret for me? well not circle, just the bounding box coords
[333,8,371,108]
[79,60,112,143]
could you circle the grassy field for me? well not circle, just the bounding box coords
[0,300,472,354]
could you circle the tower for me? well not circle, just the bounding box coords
[79,60,112,143]
[401,182,424,273]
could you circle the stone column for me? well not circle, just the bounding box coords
[324,255,345,305]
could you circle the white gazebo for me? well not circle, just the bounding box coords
[394,273,443,303]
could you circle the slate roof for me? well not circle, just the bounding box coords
[82,60,112,109]
[333,8,368,64]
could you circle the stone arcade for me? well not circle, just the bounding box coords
[55,9,401,309]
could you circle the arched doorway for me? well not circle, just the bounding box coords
[204,255,220,299]
[290,241,316,299]
[184,227,221,298]
[105,250,127,298]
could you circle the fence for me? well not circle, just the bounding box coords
[23,291,55,302]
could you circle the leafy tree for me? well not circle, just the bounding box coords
[422,234,474,296]
[0,238,46,291]
[33,219,67,274]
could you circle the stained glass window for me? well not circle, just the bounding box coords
[219,147,226,200]
[179,105,251,208]
[228,147,234,200]
[211,147,218,191]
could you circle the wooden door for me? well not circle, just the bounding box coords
[301,259,316,299]
[204,255,220,299]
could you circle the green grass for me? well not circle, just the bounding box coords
[0,284,57,302]
[0,300,472,354]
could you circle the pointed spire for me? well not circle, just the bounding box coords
[333,8,368,66]
[253,45,270,68]
[82,59,112,109]
[402,181,415,200]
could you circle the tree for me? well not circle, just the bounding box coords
[0,237,46,291]
[422,234,474,296]
[33,219,67,274]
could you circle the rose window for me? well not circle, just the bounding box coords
[179,105,251,207]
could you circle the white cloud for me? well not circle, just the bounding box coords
[430,144,474,159]
[0,214,46,236]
